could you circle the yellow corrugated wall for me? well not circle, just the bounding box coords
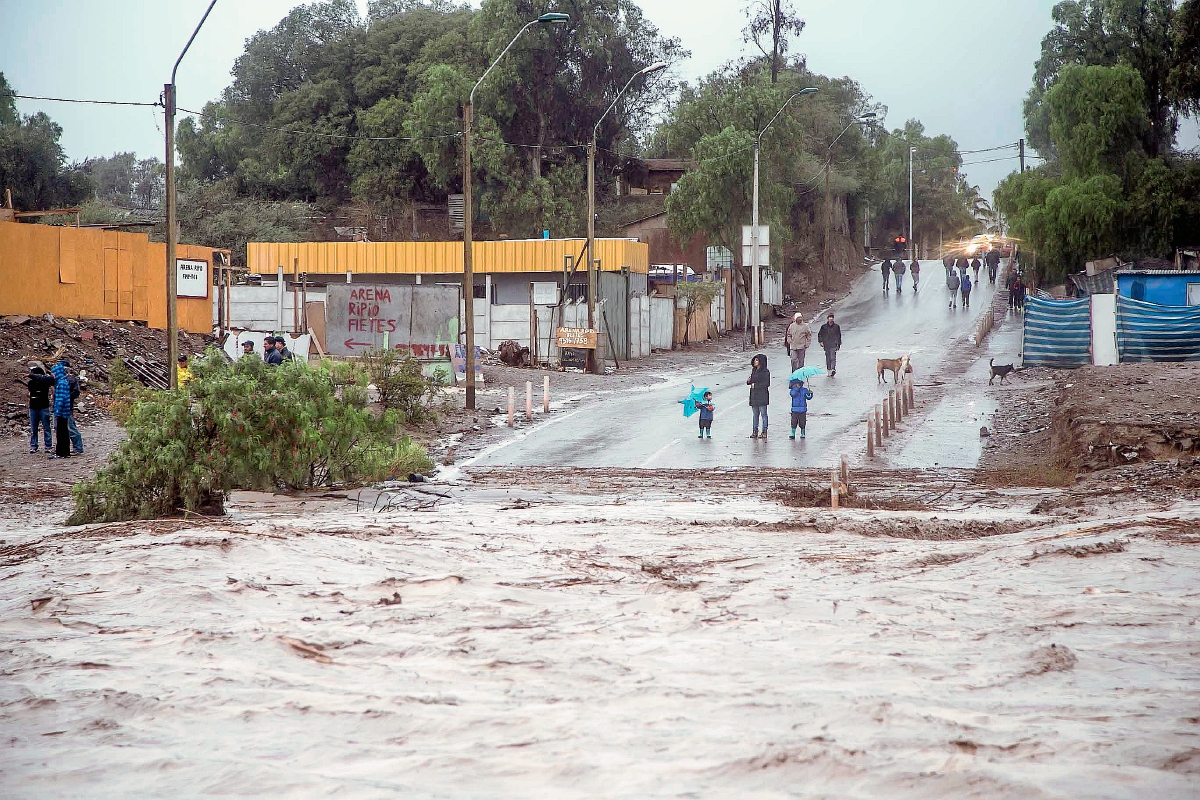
[0,221,214,333]
[246,238,649,276]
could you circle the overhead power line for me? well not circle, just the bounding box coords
[1,91,160,108]
[958,142,1019,155]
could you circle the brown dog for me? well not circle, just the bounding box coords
[876,354,913,384]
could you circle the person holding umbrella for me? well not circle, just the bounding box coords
[786,365,823,439]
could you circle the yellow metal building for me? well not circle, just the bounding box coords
[0,221,218,333]
[247,238,649,277]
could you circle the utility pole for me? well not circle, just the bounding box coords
[751,139,761,344]
[864,198,869,251]
[461,13,568,408]
[1019,138,1025,173]
[908,147,916,262]
[822,156,831,287]
[164,82,178,386]
[462,99,476,407]
[588,62,665,373]
[164,0,218,389]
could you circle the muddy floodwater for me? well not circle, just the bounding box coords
[2,486,1198,798]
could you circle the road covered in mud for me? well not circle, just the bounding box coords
[2,477,1198,798]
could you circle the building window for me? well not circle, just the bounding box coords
[1187,283,1200,306]
[707,246,733,273]
[565,284,589,303]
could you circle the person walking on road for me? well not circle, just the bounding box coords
[788,379,813,440]
[15,363,55,454]
[817,313,842,377]
[783,313,811,371]
[947,268,961,308]
[892,259,906,295]
[971,257,982,282]
[1013,276,1027,311]
[746,354,771,440]
[881,259,891,293]
[910,259,921,291]
[987,250,999,283]
[961,270,973,309]
[943,255,954,280]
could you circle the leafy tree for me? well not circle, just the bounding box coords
[1023,0,1182,159]
[1167,0,1200,114]
[675,279,723,345]
[0,73,92,211]
[166,178,316,265]
[71,351,433,523]
[742,0,806,84]
[85,152,165,210]
[1045,63,1147,178]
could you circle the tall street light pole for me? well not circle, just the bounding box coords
[821,112,875,289]
[909,146,916,261]
[751,87,818,346]
[164,0,218,389]
[586,60,666,374]
[462,12,568,409]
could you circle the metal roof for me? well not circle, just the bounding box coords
[1114,269,1200,276]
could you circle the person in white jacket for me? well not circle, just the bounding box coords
[782,313,811,371]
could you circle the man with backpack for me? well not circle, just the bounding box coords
[947,268,961,308]
[881,259,891,293]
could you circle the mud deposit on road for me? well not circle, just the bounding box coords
[2,485,1198,798]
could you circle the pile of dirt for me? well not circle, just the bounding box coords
[980,363,1200,486]
[1051,364,1200,471]
[1,314,211,437]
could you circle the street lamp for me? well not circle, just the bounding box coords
[164,0,218,388]
[750,87,818,346]
[821,112,875,289]
[461,12,569,409]
[586,60,667,373]
[909,146,916,261]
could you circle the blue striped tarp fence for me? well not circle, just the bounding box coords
[1116,295,1200,362]
[1022,295,1092,368]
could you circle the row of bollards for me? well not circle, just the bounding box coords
[508,375,552,427]
[865,376,916,459]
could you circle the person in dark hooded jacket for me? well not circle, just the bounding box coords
[746,353,771,439]
[50,361,74,458]
[15,363,55,453]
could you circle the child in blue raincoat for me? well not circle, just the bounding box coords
[697,391,714,439]
[788,379,813,440]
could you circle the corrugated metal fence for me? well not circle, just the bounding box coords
[1023,296,1092,367]
[1117,296,1200,362]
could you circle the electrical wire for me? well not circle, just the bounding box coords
[2,91,160,108]
[958,142,1019,155]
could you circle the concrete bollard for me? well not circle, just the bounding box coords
[902,378,910,415]
[888,390,897,426]
[543,375,550,413]
[866,417,874,458]
[830,470,840,510]
[526,381,533,421]
[882,401,890,438]
[876,405,883,443]
[508,387,515,427]
[840,454,849,487]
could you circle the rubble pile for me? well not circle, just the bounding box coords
[2,314,211,437]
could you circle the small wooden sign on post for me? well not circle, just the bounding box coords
[555,327,598,350]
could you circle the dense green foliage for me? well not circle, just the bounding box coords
[174,0,683,238]
[1000,1,1200,282]
[661,58,979,292]
[71,352,433,523]
[0,73,92,211]
[359,346,448,423]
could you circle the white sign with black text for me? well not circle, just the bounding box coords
[176,259,209,298]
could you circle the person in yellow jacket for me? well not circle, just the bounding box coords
[176,355,193,387]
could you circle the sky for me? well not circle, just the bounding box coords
[3,0,1198,200]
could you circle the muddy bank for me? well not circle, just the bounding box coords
[979,363,1200,488]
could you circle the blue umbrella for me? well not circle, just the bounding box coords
[788,366,825,382]
[678,385,710,418]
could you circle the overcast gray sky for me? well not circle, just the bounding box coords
[3,0,1197,199]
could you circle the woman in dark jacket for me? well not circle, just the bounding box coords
[746,353,771,440]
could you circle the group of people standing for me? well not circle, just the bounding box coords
[238,335,294,364]
[881,258,921,294]
[16,358,84,458]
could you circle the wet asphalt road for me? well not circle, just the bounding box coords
[472,261,1001,468]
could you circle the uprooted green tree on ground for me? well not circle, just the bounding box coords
[675,279,723,345]
[71,351,433,523]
